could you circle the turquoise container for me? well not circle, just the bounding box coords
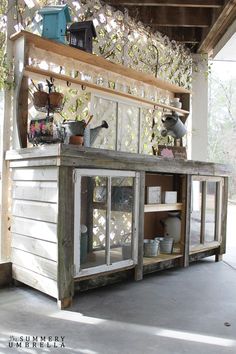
[39,5,71,44]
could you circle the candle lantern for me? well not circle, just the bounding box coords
[68,21,97,53]
[39,4,71,44]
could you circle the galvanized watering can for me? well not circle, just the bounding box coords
[84,120,109,147]
[161,113,187,139]
[61,120,108,145]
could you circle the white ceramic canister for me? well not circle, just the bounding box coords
[161,212,181,243]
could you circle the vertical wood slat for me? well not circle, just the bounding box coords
[200,181,206,244]
[220,177,228,255]
[183,174,191,268]
[57,167,74,302]
[135,171,145,281]
[215,181,222,242]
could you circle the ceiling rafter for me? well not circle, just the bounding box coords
[198,0,236,53]
[103,0,235,52]
[106,0,223,7]
[127,7,212,27]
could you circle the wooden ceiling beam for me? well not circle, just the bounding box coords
[198,0,236,53]
[127,7,212,27]
[105,0,223,7]
[152,27,202,43]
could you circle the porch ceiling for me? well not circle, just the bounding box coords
[103,0,236,53]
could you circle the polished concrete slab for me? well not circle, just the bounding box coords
[0,259,236,354]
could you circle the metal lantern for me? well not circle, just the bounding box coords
[68,21,97,53]
[39,4,71,44]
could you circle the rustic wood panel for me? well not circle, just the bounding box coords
[135,171,145,281]
[6,145,231,177]
[58,146,230,176]
[144,211,166,238]
[143,253,182,265]
[5,144,60,160]
[12,264,58,299]
[11,217,57,243]
[9,158,59,168]
[12,234,58,262]
[17,75,28,148]
[12,248,57,280]
[57,167,74,301]
[106,0,223,8]
[220,177,228,255]
[12,167,58,181]
[143,257,181,274]
[198,0,236,53]
[11,31,191,94]
[12,181,58,203]
[0,262,12,287]
[129,6,212,27]
[189,241,220,254]
[12,200,58,223]
[183,175,191,267]
[189,248,218,262]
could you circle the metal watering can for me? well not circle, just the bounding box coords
[84,120,109,147]
[161,113,187,139]
[61,120,108,145]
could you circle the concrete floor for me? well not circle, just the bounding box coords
[0,205,235,354]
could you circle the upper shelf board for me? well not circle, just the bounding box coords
[11,30,191,95]
[24,65,189,115]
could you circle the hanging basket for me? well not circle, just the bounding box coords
[33,91,49,112]
[49,92,64,112]
[33,91,64,113]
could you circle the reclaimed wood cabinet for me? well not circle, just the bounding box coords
[5,31,229,308]
[6,145,229,308]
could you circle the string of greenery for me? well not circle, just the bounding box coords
[0,0,9,90]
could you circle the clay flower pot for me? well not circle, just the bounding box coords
[69,135,84,145]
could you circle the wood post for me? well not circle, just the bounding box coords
[135,171,145,281]
[57,167,74,307]
[183,175,191,267]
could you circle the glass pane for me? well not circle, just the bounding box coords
[118,103,139,153]
[190,181,202,246]
[205,181,216,243]
[110,177,134,263]
[92,97,117,150]
[80,176,107,269]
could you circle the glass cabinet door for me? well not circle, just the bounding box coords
[190,176,223,250]
[74,169,139,277]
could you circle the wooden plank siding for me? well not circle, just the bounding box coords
[12,265,58,298]
[10,166,59,299]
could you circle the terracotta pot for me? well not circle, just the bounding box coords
[69,135,84,145]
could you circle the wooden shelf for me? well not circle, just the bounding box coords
[11,30,191,95]
[24,66,190,116]
[143,253,182,266]
[144,203,183,213]
[189,241,220,254]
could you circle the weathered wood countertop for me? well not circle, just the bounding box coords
[5,144,230,176]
